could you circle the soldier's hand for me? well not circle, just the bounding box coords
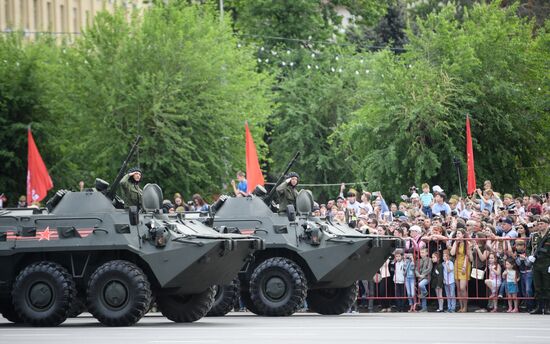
[286,178,291,184]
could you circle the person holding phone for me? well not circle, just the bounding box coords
[432,192,452,221]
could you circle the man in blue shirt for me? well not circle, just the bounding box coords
[432,193,451,220]
[231,171,248,197]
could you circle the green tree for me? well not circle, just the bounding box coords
[230,0,389,200]
[338,2,549,199]
[41,4,273,199]
[268,47,365,199]
[0,35,59,205]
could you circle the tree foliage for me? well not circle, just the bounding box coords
[338,2,549,199]
[1,4,273,203]
[0,35,60,204]
[0,1,548,206]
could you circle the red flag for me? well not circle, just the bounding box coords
[245,122,264,193]
[27,127,53,204]
[466,115,476,195]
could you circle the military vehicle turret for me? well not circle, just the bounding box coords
[0,137,263,326]
[203,153,401,316]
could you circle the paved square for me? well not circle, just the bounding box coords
[1,312,549,344]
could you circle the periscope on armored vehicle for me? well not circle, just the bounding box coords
[201,153,401,317]
[0,136,263,327]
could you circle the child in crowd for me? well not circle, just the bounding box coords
[442,250,456,312]
[405,253,416,312]
[393,249,406,312]
[416,248,433,312]
[485,252,502,312]
[503,258,519,313]
[431,252,444,312]
[420,183,434,218]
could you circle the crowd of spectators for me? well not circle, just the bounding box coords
[316,181,549,313]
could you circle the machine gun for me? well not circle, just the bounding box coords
[105,135,142,200]
[262,151,300,206]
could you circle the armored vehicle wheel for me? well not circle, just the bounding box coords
[12,261,76,326]
[249,257,307,316]
[306,283,359,315]
[67,295,87,318]
[157,287,214,323]
[86,260,151,326]
[239,290,262,315]
[207,278,240,317]
[0,299,23,323]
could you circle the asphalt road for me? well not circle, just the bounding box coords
[1,312,549,344]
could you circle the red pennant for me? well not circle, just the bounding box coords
[27,128,53,204]
[466,115,476,195]
[245,122,264,193]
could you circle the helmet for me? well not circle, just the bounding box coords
[127,167,143,175]
[286,172,299,180]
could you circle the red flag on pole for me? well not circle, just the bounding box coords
[27,127,53,204]
[245,122,264,193]
[466,115,476,195]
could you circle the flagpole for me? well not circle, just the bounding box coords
[453,156,464,198]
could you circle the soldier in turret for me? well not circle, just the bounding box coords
[528,216,550,314]
[276,172,299,213]
[119,167,143,208]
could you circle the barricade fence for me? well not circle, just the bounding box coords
[357,237,534,312]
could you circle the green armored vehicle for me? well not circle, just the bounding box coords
[0,138,263,327]
[204,155,400,317]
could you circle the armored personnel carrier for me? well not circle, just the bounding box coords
[0,137,263,326]
[205,154,400,317]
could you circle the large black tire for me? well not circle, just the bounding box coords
[0,299,23,323]
[306,283,359,315]
[207,279,240,317]
[12,261,76,326]
[249,257,307,316]
[240,290,262,315]
[67,294,87,318]
[86,260,151,326]
[157,287,215,323]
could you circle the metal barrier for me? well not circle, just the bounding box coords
[357,237,535,312]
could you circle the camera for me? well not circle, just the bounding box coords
[451,210,458,216]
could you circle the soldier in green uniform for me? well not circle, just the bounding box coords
[528,216,550,315]
[276,172,299,213]
[119,167,143,208]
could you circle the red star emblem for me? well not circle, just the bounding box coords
[38,227,52,241]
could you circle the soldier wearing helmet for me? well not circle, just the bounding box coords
[276,172,299,213]
[119,167,143,208]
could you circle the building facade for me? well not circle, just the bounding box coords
[0,0,147,36]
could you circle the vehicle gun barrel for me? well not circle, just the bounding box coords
[106,135,142,199]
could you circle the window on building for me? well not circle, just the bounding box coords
[85,10,90,28]
[60,4,65,32]
[47,2,53,31]
[73,7,78,32]
[33,0,40,31]
[5,0,12,28]
[20,0,26,28]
